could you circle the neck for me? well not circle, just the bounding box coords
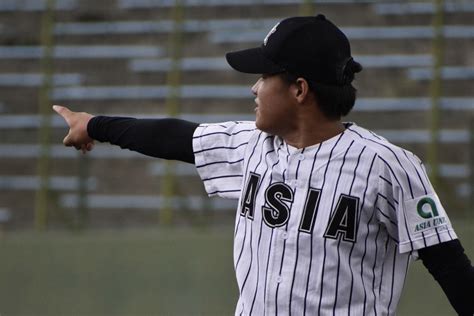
[282,116,345,149]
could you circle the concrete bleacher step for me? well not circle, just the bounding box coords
[7,97,474,114]
[129,55,435,72]
[49,19,474,55]
[0,0,77,11]
[0,175,468,227]
[1,98,473,130]
[0,175,97,191]
[59,193,235,210]
[0,45,164,59]
[0,128,470,163]
[0,73,83,86]
[46,83,474,101]
[0,98,472,127]
[373,2,474,15]
[52,19,474,39]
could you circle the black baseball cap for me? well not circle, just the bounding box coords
[226,15,362,86]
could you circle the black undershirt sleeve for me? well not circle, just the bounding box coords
[87,116,199,164]
[418,239,474,316]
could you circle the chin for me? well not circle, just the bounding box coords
[255,121,273,134]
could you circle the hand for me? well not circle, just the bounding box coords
[53,105,95,154]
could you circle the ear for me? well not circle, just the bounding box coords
[293,78,310,103]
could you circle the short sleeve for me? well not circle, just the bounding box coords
[193,121,257,199]
[376,152,457,254]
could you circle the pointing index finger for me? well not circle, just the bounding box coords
[52,105,73,124]
[52,104,68,115]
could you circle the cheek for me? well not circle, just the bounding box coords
[254,83,292,131]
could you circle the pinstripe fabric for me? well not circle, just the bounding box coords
[192,122,457,316]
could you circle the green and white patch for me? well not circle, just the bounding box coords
[405,194,449,234]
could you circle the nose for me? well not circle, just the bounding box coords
[251,78,261,96]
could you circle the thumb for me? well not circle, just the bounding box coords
[53,105,73,125]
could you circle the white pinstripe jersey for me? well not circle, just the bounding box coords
[193,121,457,316]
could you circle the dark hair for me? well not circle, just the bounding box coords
[280,71,358,120]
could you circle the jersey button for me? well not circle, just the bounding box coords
[282,231,288,239]
[298,154,305,161]
[276,276,283,283]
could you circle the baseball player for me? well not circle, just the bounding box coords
[54,15,473,316]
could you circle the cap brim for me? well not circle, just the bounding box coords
[226,47,284,75]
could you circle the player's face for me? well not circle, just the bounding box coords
[251,74,297,135]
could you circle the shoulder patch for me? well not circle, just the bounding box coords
[404,194,450,235]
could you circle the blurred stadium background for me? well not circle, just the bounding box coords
[0,0,472,315]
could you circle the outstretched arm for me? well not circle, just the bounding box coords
[53,105,198,163]
[418,239,474,316]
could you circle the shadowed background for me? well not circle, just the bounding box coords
[0,0,473,315]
